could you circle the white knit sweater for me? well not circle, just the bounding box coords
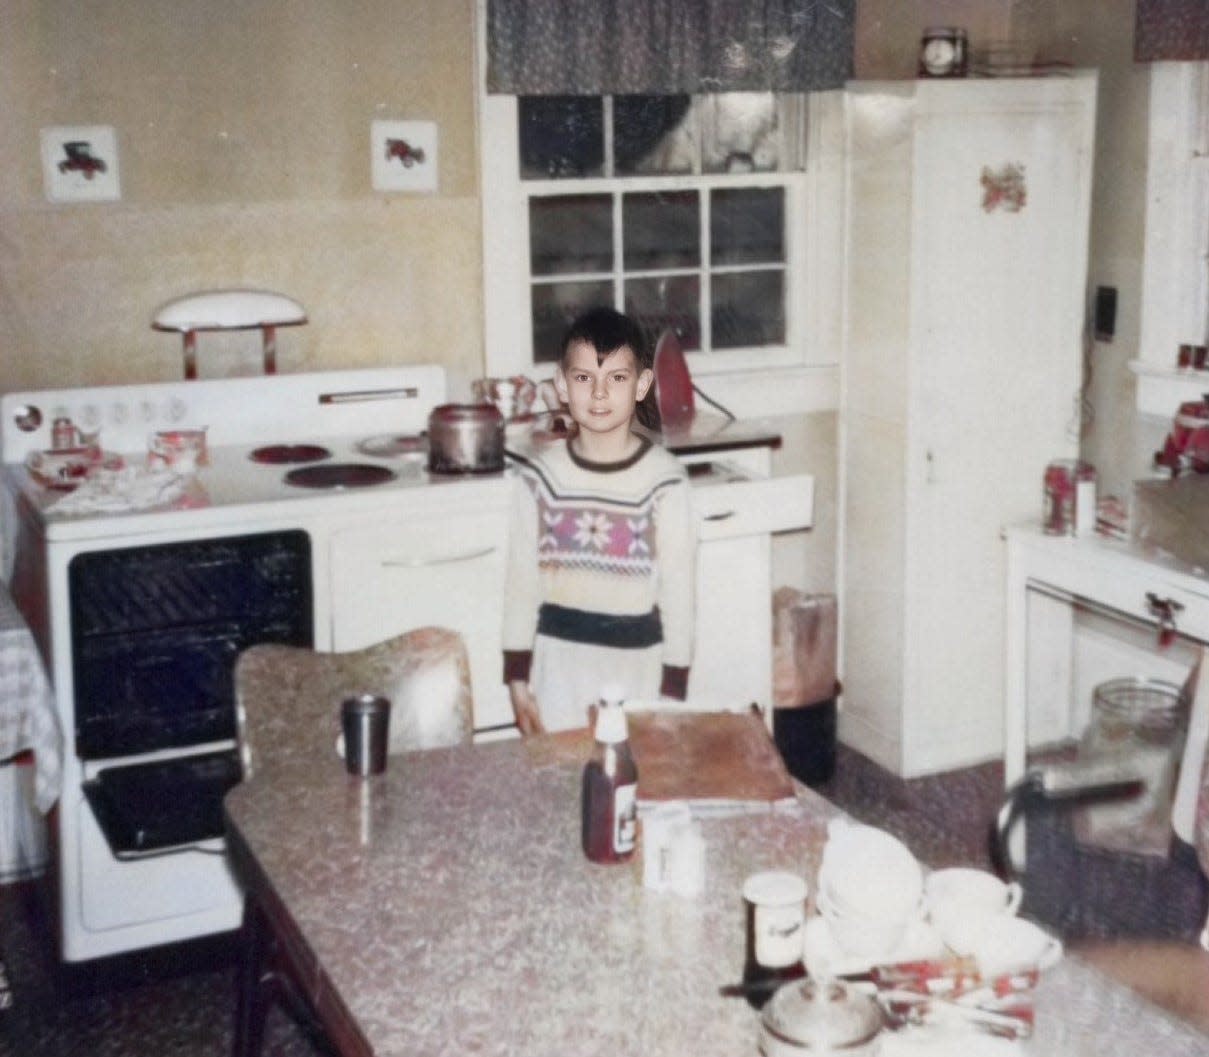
[502,436,696,672]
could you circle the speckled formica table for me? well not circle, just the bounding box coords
[224,734,1209,1057]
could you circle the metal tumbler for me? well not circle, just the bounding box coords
[341,694,391,776]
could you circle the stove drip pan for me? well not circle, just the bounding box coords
[284,463,397,489]
[250,444,332,465]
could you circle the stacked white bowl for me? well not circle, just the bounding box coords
[816,820,924,958]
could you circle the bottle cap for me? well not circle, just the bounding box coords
[595,700,628,744]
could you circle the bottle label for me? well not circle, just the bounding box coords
[754,902,804,968]
[613,783,637,854]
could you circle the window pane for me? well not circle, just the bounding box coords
[614,95,695,176]
[622,191,699,271]
[712,271,785,349]
[711,188,784,266]
[624,276,701,353]
[530,195,613,276]
[531,281,614,363]
[519,96,604,179]
[701,93,780,174]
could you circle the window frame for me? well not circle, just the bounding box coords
[475,1,844,414]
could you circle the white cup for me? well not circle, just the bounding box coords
[961,915,1063,978]
[924,867,1022,956]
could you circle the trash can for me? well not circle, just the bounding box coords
[771,589,838,788]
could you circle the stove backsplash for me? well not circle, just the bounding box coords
[0,365,447,461]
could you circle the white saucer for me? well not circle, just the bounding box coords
[802,914,945,978]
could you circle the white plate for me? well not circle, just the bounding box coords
[802,914,945,978]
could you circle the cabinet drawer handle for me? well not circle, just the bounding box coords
[1145,592,1185,647]
[703,510,737,522]
[381,546,496,568]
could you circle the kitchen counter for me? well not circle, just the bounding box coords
[225,734,1209,1057]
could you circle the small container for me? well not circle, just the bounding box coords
[919,27,968,78]
[581,691,638,864]
[341,694,392,777]
[51,417,77,450]
[742,870,808,1009]
[1077,677,1189,854]
[1042,459,1097,536]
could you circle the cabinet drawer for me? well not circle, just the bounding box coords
[691,468,814,541]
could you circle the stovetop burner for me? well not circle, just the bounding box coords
[283,463,397,489]
[250,444,332,465]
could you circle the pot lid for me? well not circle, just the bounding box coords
[760,979,883,1052]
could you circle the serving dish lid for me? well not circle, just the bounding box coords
[760,979,883,1053]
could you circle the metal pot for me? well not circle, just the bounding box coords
[427,403,505,474]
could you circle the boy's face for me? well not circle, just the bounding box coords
[555,340,653,438]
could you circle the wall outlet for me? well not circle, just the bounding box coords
[41,125,121,203]
[371,120,438,193]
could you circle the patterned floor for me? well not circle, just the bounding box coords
[0,743,1197,1056]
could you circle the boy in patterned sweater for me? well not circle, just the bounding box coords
[502,308,696,733]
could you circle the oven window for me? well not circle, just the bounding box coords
[69,531,312,759]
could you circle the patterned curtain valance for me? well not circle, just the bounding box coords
[1136,0,1209,61]
[486,0,855,95]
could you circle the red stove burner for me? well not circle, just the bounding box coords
[250,444,332,465]
[283,463,397,489]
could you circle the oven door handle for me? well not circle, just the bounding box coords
[112,838,229,862]
[380,546,497,568]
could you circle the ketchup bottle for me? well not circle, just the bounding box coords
[581,693,639,864]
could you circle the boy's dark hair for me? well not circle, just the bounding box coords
[560,306,661,431]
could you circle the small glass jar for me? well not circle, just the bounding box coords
[1042,459,1096,536]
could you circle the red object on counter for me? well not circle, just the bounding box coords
[1043,459,1096,536]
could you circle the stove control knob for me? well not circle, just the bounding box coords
[80,404,101,429]
[139,401,156,423]
[167,398,187,422]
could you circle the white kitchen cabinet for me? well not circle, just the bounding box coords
[329,505,514,734]
[838,74,1097,777]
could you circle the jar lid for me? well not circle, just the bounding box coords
[759,978,883,1052]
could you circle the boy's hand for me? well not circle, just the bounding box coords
[509,681,546,736]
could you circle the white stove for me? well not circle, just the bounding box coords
[0,367,514,962]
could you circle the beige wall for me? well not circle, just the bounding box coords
[0,0,483,392]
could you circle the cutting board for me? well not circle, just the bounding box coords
[628,709,796,808]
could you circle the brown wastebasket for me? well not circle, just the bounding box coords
[771,589,838,788]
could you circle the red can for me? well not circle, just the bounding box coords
[1043,459,1097,536]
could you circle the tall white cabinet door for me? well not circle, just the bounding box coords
[839,74,1097,777]
[904,79,1094,772]
[329,511,513,733]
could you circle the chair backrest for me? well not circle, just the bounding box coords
[235,626,473,778]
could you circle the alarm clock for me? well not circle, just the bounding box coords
[919,27,968,78]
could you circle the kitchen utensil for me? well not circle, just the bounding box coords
[340,694,391,777]
[758,978,884,1056]
[427,403,504,474]
[472,376,537,421]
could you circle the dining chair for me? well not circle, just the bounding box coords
[234,624,474,779]
[229,625,473,1057]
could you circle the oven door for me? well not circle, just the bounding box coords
[81,750,242,858]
